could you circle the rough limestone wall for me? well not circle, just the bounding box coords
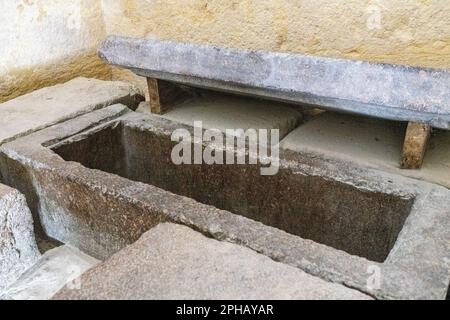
[0,0,112,103]
[2,1,449,103]
[101,0,450,92]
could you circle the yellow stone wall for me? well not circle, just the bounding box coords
[0,0,111,103]
[102,0,450,69]
[2,0,449,103]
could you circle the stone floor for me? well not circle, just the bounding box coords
[137,92,303,140]
[280,112,450,189]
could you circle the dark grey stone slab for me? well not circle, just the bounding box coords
[99,36,450,129]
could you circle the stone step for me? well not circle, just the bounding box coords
[2,245,99,300]
[0,77,143,146]
[0,184,40,293]
[53,223,371,300]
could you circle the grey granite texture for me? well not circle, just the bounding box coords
[0,106,449,299]
[3,245,99,300]
[99,36,450,129]
[53,223,371,300]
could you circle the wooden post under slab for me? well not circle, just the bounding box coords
[400,122,431,169]
[147,78,191,114]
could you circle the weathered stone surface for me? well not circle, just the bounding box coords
[99,36,450,129]
[400,122,431,169]
[0,2,111,103]
[1,108,449,299]
[53,223,371,300]
[146,78,192,114]
[102,1,450,70]
[0,104,133,258]
[280,112,450,189]
[0,77,144,145]
[1,107,449,299]
[137,92,303,139]
[2,245,99,300]
[0,184,40,293]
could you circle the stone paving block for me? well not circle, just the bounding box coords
[53,223,371,300]
[280,112,450,189]
[2,245,99,300]
[137,92,303,140]
[0,184,40,293]
[0,77,143,145]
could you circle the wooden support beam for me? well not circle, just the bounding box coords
[146,78,191,114]
[400,122,431,169]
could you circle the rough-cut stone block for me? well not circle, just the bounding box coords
[137,92,303,139]
[53,223,371,300]
[0,184,40,293]
[3,245,99,300]
[0,104,133,249]
[99,36,450,129]
[280,112,450,189]
[0,77,144,145]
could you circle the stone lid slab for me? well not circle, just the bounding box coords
[99,36,450,129]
